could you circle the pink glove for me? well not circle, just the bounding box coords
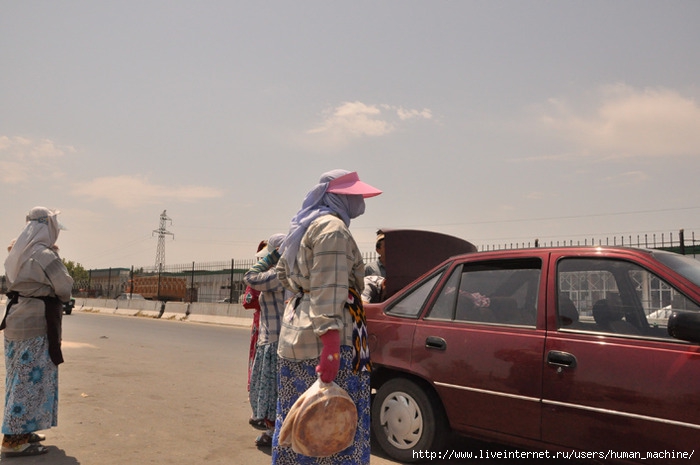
[316,330,340,383]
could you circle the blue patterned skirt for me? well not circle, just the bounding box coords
[3,336,58,435]
[249,342,278,423]
[271,346,370,465]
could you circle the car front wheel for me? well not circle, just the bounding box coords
[371,377,448,462]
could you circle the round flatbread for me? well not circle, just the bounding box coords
[292,394,357,457]
[279,389,309,446]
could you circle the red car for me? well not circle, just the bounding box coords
[366,230,700,463]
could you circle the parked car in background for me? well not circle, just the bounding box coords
[366,234,700,463]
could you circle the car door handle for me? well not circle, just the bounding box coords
[425,336,447,351]
[547,350,577,370]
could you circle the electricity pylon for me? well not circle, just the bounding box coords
[153,210,174,273]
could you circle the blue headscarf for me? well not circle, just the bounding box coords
[280,169,366,270]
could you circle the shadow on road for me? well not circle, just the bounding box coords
[1,446,80,464]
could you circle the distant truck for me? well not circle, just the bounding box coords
[126,275,187,301]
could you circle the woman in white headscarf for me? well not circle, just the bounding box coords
[1,207,73,457]
[272,170,381,465]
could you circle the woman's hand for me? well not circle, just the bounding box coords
[316,330,340,383]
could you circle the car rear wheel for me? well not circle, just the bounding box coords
[372,377,448,462]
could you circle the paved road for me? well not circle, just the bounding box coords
[0,312,583,464]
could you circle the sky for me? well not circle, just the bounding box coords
[2,1,700,271]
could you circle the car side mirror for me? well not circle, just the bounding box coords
[667,311,700,344]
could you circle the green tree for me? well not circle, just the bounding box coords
[62,259,89,282]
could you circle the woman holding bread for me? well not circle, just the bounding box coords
[272,170,381,465]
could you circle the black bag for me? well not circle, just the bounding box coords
[0,292,63,365]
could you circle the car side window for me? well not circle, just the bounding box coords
[426,259,541,327]
[386,272,442,318]
[557,258,700,341]
[426,266,462,320]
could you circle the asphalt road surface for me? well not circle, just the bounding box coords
[0,312,586,464]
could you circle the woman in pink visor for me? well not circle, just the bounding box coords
[273,169,381,465]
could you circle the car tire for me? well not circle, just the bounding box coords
[64,308,72,315]
[371,377,448,463]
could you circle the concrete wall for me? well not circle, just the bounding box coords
[77,297,255,327]
[0,296,256,327]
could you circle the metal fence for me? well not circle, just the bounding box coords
[1,229,697,302]
[66,253,380,303]
[479,229,700,257]
[66,259,266,303]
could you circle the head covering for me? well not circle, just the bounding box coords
[4,207,63,283]
[326,171,382,197]
[267,233,286,251]
[256,233,286,258]
[280,169,381,270]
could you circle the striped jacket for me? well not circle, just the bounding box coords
[276,214,365,361]
[243,251,285,345]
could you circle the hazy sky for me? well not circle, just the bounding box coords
[2,1,700,270]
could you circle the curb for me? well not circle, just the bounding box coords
[75,306,253,328]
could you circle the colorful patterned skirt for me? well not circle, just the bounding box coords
[271,346,370,465]
[3,336,58,435]
[249,342,278,423]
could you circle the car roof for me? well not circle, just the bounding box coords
[451,245,655,259]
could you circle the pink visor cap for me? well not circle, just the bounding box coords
[326,172,382,198]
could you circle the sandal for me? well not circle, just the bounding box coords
[2,443,49,457]
[255,432,272,448]
[28,433,46,443]
[248,418,267,430]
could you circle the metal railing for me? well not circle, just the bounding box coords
[65,253,380,303]
[1,230,696,301]
[480,229,699,256]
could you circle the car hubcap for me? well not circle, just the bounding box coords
[378,391,423,449]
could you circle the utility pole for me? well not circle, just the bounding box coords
[153,210,174,302]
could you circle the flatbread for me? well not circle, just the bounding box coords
[279,379,359,457]
[292,392,357,457]
[279,388,308,446]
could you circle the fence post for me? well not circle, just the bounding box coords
[679,229,686,255]
[107,268,112,299]
[129,266,134,297]
[157,268,162,301]
[190,262,195,303]
[229,259,235,303]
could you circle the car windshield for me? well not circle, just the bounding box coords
[651,250,700,287]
